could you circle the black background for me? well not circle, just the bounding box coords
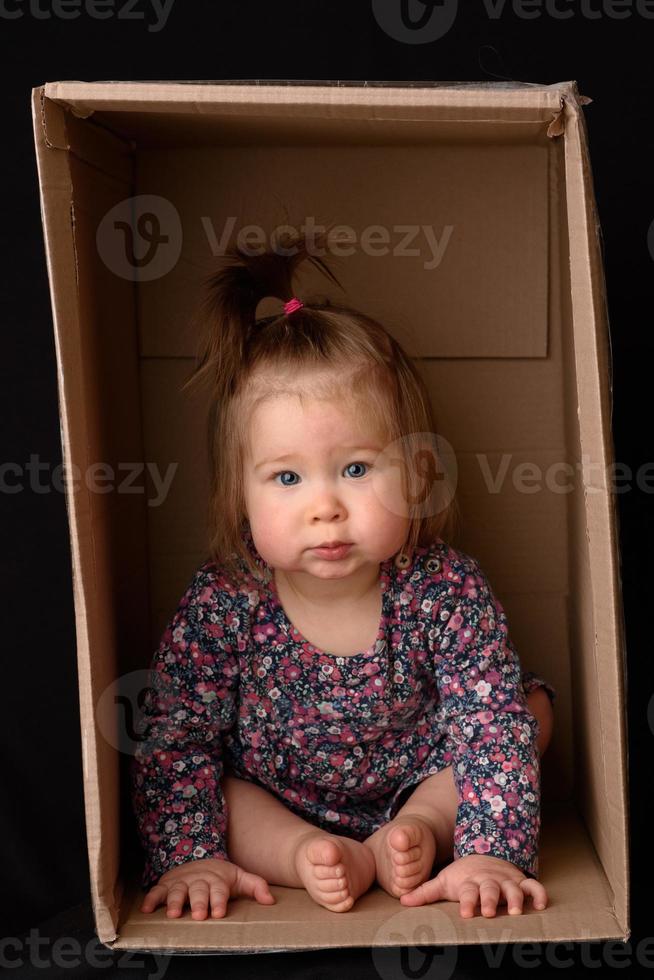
[2,1,652,976]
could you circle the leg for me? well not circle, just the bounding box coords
[222,773,375,912]
[364,688,554,897]
[363,765,457,897]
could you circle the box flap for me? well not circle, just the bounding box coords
[39,80,588,150]
[558,92,630,937]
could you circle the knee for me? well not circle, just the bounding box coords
[526,687,554,756]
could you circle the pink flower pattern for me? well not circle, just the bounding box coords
[131,526,556,891]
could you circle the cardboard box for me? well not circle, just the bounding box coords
[32,79,630,953]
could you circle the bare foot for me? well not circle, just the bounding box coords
[365,816,437,898]
[291,830,376,912]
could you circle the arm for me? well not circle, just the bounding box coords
[522,669,557,706]
[430,554,542,879]
[130,565,241,892]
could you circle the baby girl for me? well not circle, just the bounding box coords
[131,229,555,922]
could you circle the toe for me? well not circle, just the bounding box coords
[391,844,422,865]
[326,894,354,913]
[388,823,422,853]
[306,837,343,869]
[313,862,345,880]
[319,876,349,894]
[394,859,423,877]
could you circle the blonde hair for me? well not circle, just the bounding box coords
[182,227,460,584]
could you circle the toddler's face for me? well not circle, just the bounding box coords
[243,393,410,581]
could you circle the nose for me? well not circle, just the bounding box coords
[308,485,347,523]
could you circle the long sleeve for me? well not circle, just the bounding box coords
[429,554,542,878]
[130,565,242,892]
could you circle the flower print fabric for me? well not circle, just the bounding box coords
[426,554,549,877]
[131,525,556,891]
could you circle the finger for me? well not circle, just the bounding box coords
[209,881,231,919]
[187,879,210,920]
[503,880,525,915]
[458,882,479,918]
[478,879,501,918]
[519,878,548,910]
[165,881,189,917]
[398,875,443,906]
[141,885,167,913]
[253,877,277,905]
[236,870,277,905]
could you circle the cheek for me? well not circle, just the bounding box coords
[370,466,413,525]
[245,480,277,515]
[357,497,409,543]
[247,527,277,568]
[377,492,412,536]
[248,511,288,557]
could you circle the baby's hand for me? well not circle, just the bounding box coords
[398,854,548,918]
[140,857,276,920]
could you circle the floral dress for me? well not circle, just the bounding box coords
[131,526,556,892]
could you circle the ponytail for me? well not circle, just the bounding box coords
[181,228,343,399]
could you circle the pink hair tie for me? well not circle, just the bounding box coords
[283,297,304,315]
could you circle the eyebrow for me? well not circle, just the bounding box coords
[254,445,382,471]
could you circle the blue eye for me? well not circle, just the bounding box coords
[272,462,371,486]
[274,471,300,487]
[344,462,369,478]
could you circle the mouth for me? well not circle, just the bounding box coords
[311,542,353,560]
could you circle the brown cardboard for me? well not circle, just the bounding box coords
[32,79,629,952]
